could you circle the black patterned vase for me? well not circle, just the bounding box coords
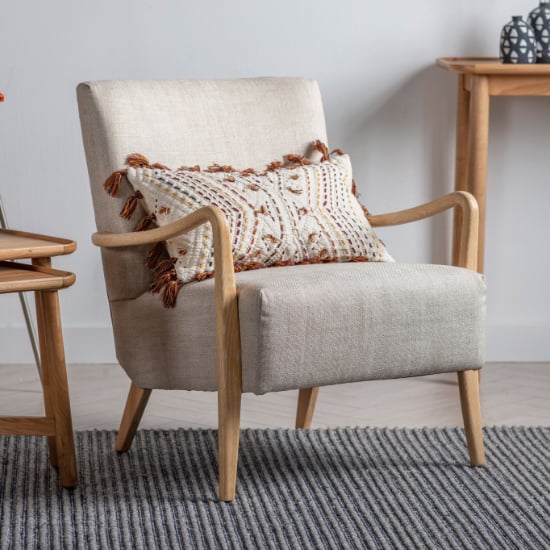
[528,2,550,62]
[500,16,537,63]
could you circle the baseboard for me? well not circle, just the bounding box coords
[0,325,547,364]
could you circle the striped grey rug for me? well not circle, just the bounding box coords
[0,427,549,549]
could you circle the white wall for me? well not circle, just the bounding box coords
[0,0,548,363]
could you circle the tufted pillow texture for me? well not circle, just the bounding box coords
[103,142,392,307]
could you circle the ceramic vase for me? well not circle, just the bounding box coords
[528,2,550,62]
[500,16,537,63]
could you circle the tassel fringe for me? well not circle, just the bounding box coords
[103,170,126,197]
[120,190,143,219]
[126,153,150,167]
[145,241,165,269]
[134,213,156,232]
[313,140,330,162]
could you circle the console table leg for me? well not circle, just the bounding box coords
[453,74,471,267]
[466,75,490,273]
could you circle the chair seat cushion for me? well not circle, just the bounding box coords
[110,263,486,394]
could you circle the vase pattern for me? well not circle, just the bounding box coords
[528,2,550,62]
[500,16,537,63]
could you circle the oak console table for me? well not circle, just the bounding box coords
[437,57,550,272]
[0,229,77,487]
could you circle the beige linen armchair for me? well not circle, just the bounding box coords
[77,78,485,501]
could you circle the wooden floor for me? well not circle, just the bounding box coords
[0,362,548,431]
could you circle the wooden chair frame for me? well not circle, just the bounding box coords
[93,190,484,501]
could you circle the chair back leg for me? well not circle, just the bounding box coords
[295,387,320,429]
[115,383,152,452]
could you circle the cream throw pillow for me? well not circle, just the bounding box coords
[105,144,392,306]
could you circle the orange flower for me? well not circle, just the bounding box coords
[0,92,4,102]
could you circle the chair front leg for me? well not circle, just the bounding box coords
[457,369,485,466]
[218,377,242,501]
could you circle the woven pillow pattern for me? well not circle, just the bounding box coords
[103,142,392,307]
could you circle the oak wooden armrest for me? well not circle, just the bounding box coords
[368,191,479,271]
[92,206,228,249]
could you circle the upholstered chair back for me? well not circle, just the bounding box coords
[77,78,328,301]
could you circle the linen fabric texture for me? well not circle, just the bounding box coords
[110,262,486,394]
[125,151,392,288]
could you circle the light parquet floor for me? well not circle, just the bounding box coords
[0,362,548,430]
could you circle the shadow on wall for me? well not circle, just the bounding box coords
[341,65,459,265]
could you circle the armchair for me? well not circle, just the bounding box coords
[77,78,485,501]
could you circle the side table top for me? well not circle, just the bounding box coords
[0,229,76,261]
[437,57,550,75]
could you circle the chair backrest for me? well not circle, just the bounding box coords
[77,78,328,301]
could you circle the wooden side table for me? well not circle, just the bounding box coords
[0,229,78,487]
[437,57,550,272]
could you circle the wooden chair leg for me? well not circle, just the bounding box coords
[295,387,319,429]
[218,379,242,502]
[457,370,485,466]
[34,289,58,468]
[40,290,78,488]
[115,383,152,452]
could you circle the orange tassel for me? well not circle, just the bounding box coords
[265,161,283,171]
[313,140,330,162]
[151,162,169,170]
[331,148,345,156]
[194,271,214,282]
[161,278,182,308]
[177,165,201,172]
[145,241,165,269]
[103,170,126,197]
[351,256,370,262]
[119,190,143,219]
[151,268,175,294]
[284,154,311,167]
[153,257,177,277]
[126,153,150,167]
[134,214,156,232]
[240,168,256,176]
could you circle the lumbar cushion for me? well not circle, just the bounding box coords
[103,141,392,306]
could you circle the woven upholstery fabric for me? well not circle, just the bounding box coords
[125,152,392,286]
[77,78,328,301]
[110,262,486,394]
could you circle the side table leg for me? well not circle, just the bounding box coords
[466,75,490,273]
[39,289,78,488]
[452,74,471,266]
[35,290,58,467]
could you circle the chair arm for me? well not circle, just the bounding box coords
[368,191,479,271]
[92,205,242,410]
[92,206,229,249]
